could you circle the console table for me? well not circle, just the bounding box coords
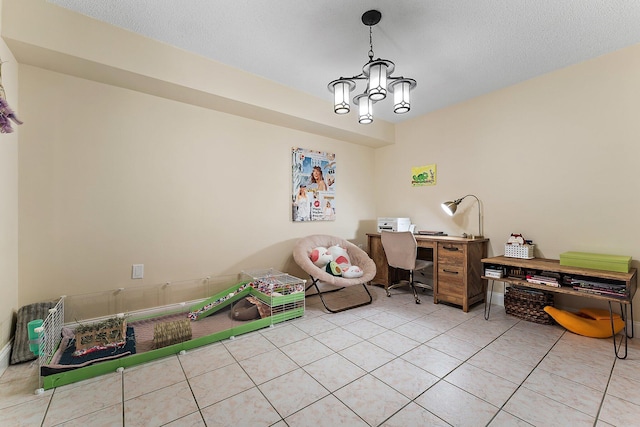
[367,233,488,312]
[481,255,637,359]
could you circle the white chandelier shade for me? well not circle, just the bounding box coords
[327,10,416,124]
[354,93,373,124]
[363,59,395,101]
[389,78,417,114]
[329,79,357,114]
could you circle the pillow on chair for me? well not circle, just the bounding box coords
[310,246,332,267]
[327,245,351,268]
[342,266,364,279]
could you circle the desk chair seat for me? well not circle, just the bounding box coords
[293,235,376,313]
[381,231,433,304]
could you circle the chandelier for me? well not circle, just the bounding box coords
[328,10,417,124]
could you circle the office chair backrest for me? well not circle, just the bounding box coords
[380,231,418,271]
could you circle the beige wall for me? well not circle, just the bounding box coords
[0,15,19,353]
[17,65,377,305]
[1,0,393,148]
[378,43,640,311]
[6,0,640,330]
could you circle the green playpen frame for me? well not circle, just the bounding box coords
[37,270,305,391]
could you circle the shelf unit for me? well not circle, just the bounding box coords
[482,255,636,359]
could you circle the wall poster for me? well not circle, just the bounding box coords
[411,164,437,187]
[292,148,336,221]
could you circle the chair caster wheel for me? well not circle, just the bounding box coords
[387,294,391,298]
[415,299,421,304]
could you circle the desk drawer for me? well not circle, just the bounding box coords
[438,278,463,294]
[437,266,464,292]
[439,264,464,276]
[436,273,464,305]
[436,292,464,307]
[438,243,465,265]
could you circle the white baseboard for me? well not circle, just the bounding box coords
[0,339,12,378]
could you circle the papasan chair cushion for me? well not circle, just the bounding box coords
[293,234,376,312]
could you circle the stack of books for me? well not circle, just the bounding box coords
[417,231,447,236]
[569,276,628,298]
[484,267,504,278]
[526,274,560,287]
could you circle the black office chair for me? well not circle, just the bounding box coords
[380,231,433,304]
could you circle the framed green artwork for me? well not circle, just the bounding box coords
[412,164,436,186]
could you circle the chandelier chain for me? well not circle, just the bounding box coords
[368,26,374,61]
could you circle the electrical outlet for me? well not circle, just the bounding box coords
[132,264,144,279]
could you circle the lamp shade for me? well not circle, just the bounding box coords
[389,78,416,114]
[354,93,373,124]
[363,59,394,101]
[329,79,356,114]
[441,200,459,216]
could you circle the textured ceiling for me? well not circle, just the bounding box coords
[48,0,640,124]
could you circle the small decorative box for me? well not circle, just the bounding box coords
[504,244,535,259]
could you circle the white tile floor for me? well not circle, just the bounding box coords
[2,284,640,426]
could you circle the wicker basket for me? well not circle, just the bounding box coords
[504,286,554,324]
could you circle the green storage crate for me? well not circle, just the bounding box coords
[559,251,631,273]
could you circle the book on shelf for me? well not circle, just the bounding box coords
[526,275,560,287]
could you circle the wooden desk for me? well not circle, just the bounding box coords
[367,233,489,312]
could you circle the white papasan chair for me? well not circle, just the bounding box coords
[293,234,376,313]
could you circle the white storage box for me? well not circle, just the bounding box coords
[504,244,535,259]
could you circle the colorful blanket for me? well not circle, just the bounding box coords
[41,327,136,376]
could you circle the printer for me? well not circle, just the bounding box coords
[377,217,412,233]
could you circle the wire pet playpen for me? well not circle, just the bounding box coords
[34,271,305,391]
[35,297,65,393]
